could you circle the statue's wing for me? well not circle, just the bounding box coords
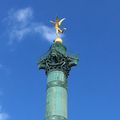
[50,20,54,24]
[59,18,66,25]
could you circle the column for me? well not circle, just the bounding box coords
[45,70,67,120]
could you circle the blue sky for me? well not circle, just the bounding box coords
[0,0,120,120]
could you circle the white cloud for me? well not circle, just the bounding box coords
[0,106,9,120]
[5,7,63,44]
[34,25,60,42]
[7,7,33,26]
[14,7,33,23]
[9,27,31,44]
[0,113,9,120]
[6,7,33,44]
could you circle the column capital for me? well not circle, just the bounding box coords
[38,42,79,77]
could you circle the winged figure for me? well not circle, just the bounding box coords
[50,16,66,37]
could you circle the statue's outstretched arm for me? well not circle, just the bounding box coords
[50,20,54,24]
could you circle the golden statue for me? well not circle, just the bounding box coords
[50,16,66,43]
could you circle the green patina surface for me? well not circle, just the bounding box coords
[47,71,66,82]
[38,42,78,77]
[47,71,67,89]
[45,71,67,119]
[38,42,79,120]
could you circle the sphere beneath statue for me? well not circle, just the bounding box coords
[54,37,63,43]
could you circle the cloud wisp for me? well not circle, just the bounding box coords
[5,7,62,44]
[0,106,9,120]
[0,112,9,120]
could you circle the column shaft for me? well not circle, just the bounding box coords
[45,71,67,120]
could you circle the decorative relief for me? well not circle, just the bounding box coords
[38,43,78,77]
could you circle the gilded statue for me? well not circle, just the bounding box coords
[50,16,66,37]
